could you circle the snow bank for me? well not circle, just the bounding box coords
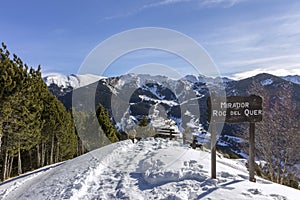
[143,159,207,186]
[0,138,299,200]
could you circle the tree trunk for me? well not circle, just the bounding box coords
[267,163,274,182]
[0,135,2,153]
[8,156,14,178]
[55,142,59,163]
[2,150,8,180]
[77,138,85,156]
[50,134,54,164]
[280,155,288,185]
[18,148,22,175]
[28,150,32,169]
[41,142,45,167]
[37,144,41,168]
[76,138,79,157]
[276,164,281,183]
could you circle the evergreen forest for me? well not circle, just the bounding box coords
[0,44,120,181]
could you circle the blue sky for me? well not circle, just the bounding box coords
[1,0,300,79]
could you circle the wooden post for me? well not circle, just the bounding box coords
[249,122,256,182]
[211,122,216,179]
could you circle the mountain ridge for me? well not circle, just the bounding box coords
[43,73,300,91]
[45,72,300,156]
[45,73,300,131]
[42,72,300,188]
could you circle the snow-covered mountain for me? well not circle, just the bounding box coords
[42,73,299,92]
[183,74,234,84]
[43,73,105,89]
[0,138,299,199]
[45,72,300,157]
[282,75,300,84]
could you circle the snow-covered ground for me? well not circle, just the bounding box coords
[0,138,299,200]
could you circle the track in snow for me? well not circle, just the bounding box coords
[0,138,299,200]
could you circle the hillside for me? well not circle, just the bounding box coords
[0,138,298,199]
[46,73,300,158]
[46,73,300,125]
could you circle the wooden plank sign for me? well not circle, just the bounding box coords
[207,95,263,123]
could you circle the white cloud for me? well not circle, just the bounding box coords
[230,68,300,80]
[102,0,193,21]
[142,0,193,9]
[222,54,300,67]
[201,6,300,77]
[199,0,246,8]
[144,0,247,9]
[100,1,300,79]
[103,0,246,21]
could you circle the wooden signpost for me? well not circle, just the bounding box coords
[207,95,263,182]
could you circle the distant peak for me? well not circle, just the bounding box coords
[281,75,300,84]
[43,73,106,89]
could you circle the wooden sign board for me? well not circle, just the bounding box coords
[207,95,263,123]
[207,95,262,182]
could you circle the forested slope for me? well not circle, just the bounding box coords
[0,43,78,181]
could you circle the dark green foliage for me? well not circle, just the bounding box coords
[96,104,119,143]
[288,179,299,189]
[138,116,148,127]
[71,104,120,151]
[0,44,78,180]
[118,131,128,141]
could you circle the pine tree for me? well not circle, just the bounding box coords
[0,45,44,178]
[55,110,77,161]
[0,43,78,180]
[0,44,23,156]
[40,94,77,165]
[96,104,119,143]
[138,116,148,127]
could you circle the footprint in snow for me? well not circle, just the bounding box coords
[269,194,288,200]
[220,171,235,179]
[247,188,262,195]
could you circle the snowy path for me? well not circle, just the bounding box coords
[0,138,299,200]
[70,139,207,199]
